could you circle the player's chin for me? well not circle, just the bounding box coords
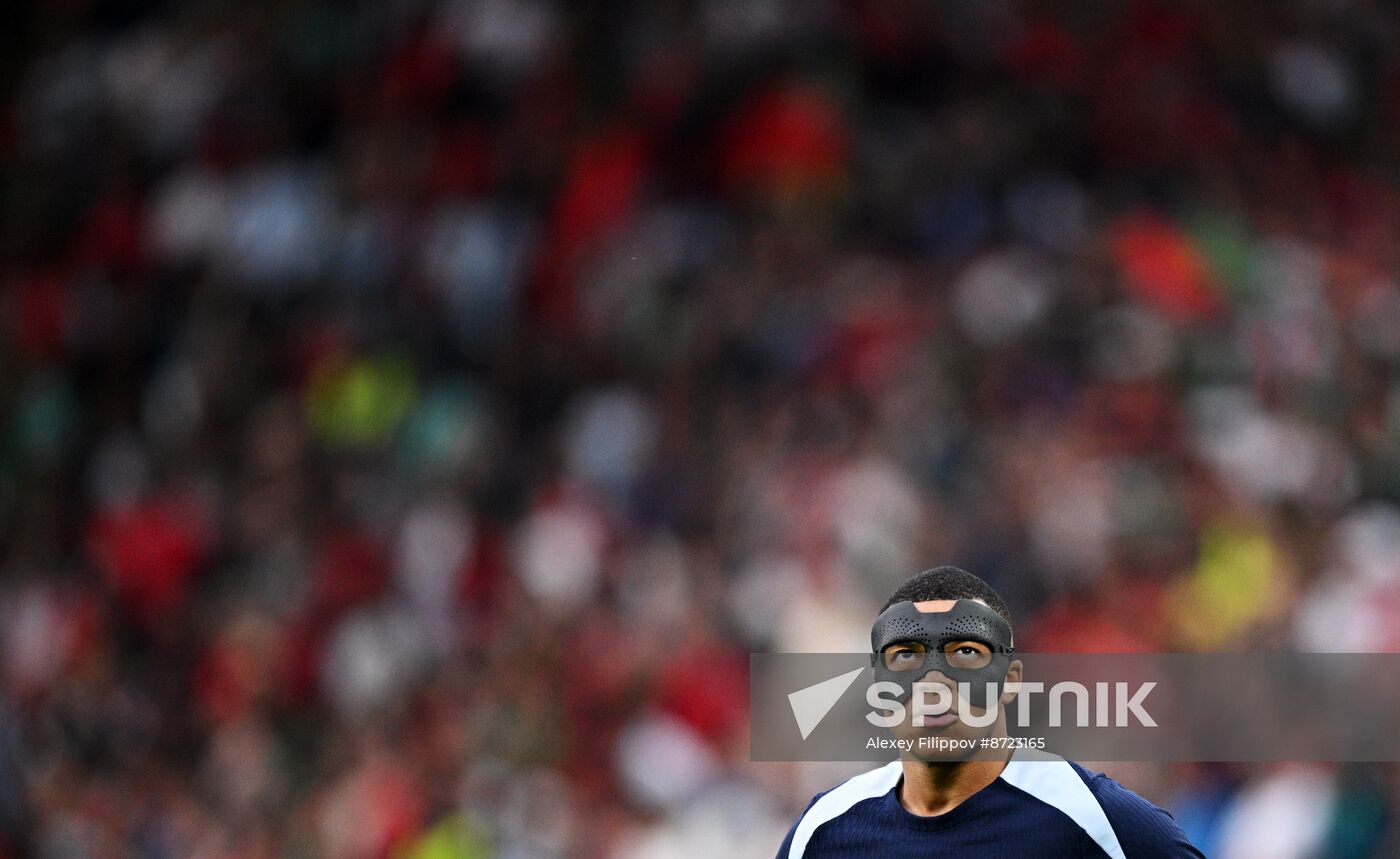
[909,746,976,764]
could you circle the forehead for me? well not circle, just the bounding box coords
[908,598,1011,645]
[912,598,973,613]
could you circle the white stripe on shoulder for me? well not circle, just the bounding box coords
[788,762,903,859]
[997,750,1127,859]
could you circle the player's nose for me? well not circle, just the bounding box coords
[915,670,960,701]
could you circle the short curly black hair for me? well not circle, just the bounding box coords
[880,566,1013,631]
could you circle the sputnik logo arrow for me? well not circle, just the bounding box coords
[788,667,865,740]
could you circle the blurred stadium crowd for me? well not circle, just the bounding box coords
[2,0,1400,856]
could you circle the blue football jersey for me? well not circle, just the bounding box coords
[778,753,1205,858]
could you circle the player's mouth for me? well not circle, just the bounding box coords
[915,712,959,728]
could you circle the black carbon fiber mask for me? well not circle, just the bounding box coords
[870,599,1015,708]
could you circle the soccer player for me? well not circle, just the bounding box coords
[776,566,1205,858]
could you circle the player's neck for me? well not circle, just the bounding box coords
[897,751,1012,817]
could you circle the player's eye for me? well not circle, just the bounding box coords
[942,641,992,669]
[882,644,927,671]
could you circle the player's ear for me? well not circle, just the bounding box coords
[999,659,1023,707]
